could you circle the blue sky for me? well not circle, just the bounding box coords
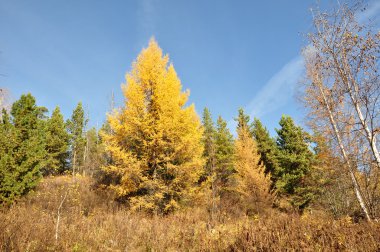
[1,0,379,135]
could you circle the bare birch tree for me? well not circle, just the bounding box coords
[303,45,371,221]
[301,2,380,221]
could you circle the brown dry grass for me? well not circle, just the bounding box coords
[0,175,379,251]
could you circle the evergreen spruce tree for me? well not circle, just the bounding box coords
[252,118,279,179]
[200,108,217,216]
[67,102,87,176]
[0,94,46,204]
[201,108,216,180]
[45,106,70,174]
[103,39,204,213]
[0,109,17,204]
[275,115,314,209]
[214,116,235,193]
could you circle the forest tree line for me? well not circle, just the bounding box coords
[1,2,380,223]
[0,95,105,204]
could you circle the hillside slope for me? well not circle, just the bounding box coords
[1,175,380,251]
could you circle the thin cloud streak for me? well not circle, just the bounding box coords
[232,0,380,134]
[227,56,304,135]
[245,56,304,119]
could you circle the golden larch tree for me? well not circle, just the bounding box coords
[234,124,272,211]
[103,38,204,213]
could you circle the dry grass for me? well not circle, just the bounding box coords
[0,175,379,251]
[232,214,380,251]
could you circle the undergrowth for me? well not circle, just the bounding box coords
[1,176,379,251]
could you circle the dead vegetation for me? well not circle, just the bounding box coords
[0,175,379,251]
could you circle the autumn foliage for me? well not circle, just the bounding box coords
[233,110,272,212]
[102,39,204,213]
[1,1,380,250]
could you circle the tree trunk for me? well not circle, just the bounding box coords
[55,189,69,243]
[72,150,76,178]
[315,79,372,221]
[210,147,217,224]
[83,136,89,176]
[333,57,380,170]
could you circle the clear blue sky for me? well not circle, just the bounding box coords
[1,0,379,135]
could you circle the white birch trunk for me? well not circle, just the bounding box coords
[315,79,372,221]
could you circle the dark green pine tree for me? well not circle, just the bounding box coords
[252,118,279,178]
[67,102,87,175]
[200,108,218,216]
[214,116,235,192]
[45,106,70,174]
[201,108,216,180]
[0,109,17,204]
[0,94,47,204]
[275,115,315,209]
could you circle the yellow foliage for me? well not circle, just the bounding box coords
[234,125,272,209]
[102,38,204,213]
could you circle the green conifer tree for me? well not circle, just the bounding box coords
[252,118,279,179]
[45,106,70,174]
[0,94,46,204]
[200,108,218,217]
[214,116,235,193]
[201,108,216,180]
[67,102,87,176]
[275,115,315,209]
[0,109,16,204]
